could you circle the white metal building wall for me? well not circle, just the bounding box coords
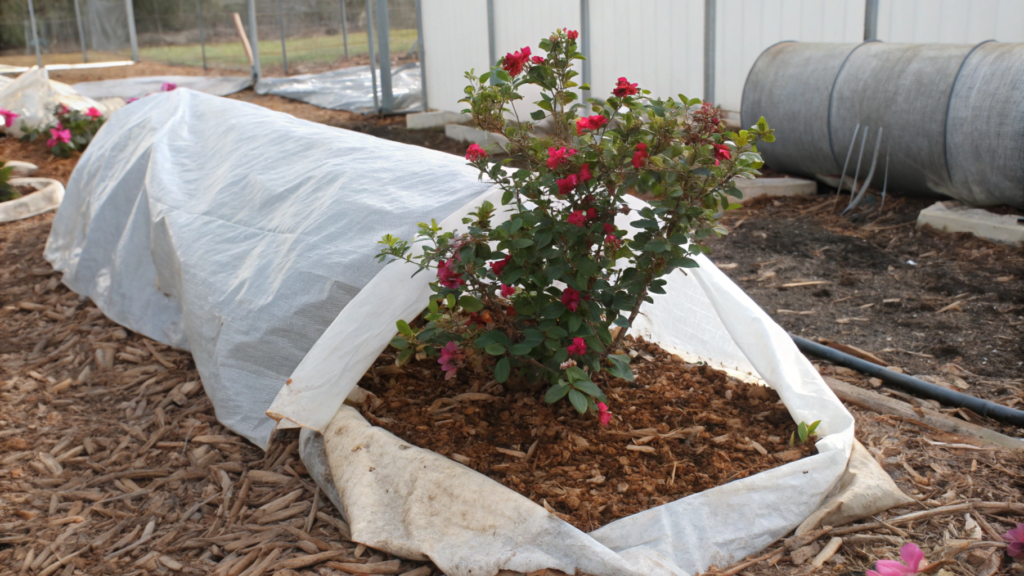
[420,0,1024,117]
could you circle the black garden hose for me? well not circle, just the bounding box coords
[791,334,1024,428]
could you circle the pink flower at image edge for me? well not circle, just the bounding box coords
[866,543,925,576]
[465,143,487,162]
[161,82,177,92]
[502,46,531,77]
[597,402,611,426]
[438,341,464,381]
[85,107,102,119]
[1004,523,1024,558]
[566,337,587,356]
[436,258,465,289]
[47,125,72,148]
[0,108,18,128]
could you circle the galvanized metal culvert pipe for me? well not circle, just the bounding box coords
[741,41,1024,209]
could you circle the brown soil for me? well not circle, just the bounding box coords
[710,195,1024,427]
[0,138,80,185]
[358,339,814,532]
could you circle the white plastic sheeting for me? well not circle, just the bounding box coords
[72,75,253,100]
[0,68,112,137]
[272,188,858,576]
[255,63,423,114]
[44,89,491,448]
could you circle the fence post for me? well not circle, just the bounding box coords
[125,0,139,62]
[486,0,495,84]
[415,0,427,111]
[74,0,87,62]
[580,0,590,103]
[26,0,42,68]
[247,0,262,80]
[196,0,207,71]
[703,0,716,105]
[340,0,349,59]
[366,0,379,112]
[864,0,879,41]
[277,0,289,75]
[376,0,393,113]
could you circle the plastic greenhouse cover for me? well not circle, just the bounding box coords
[0,68,113,137]
[45,89,491,448]
[270,186,856,575]
[255,62,423,114]
[72,75,253,100]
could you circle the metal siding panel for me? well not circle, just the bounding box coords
[422,0,490,114]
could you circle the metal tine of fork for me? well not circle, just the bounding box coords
[844,127,884,216]
[836,123,860,196]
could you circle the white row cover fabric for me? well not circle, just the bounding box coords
[72,75,253,100]
[0,68,113,137]
[45,89,491,448]
[0,178,65,223]
[273,187,858,575]
[255,63,423,114]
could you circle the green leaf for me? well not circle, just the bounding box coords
[545,381,571,403]
[613,316,631,328]
[798,422,808,443]
[568,389,588,414]
[512,238,534,248]
[396,320,414,337]
[459,295,485,312]
[571,379,606,402]
[396,347,415,365]
[607,354,635,382]
[545,325,568,339]
[534,230,553,249]
[494,358,511,383]
[522,329,544,348]
[509,343,533,355]
[541,302,565,320]
[565,366,588,382]
[530,110,546,121]
[568,314,582,333]
[389,337,409,349]
[485,343,507,355]
[807,420,821,436]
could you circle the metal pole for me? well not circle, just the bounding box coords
[376,0,393,113]
[366,0,379,112]
[864,0,879,41]
[27,0,42,68]
[247,0,261,80]
[340,0,349,59]
[197,0,207,71]
[414,0,427,111]
[703,0,716,105]
[486,0,495,84]
[580,0,590,103]
[277,0,288,75]
[125,0,139,62]
[150,0,165,47]
[74,0,87,62]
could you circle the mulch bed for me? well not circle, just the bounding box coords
[358,339,814,532]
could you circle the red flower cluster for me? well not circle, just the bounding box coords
[531,56,545,65]
[556,163,592,196]
[437,258,465,288]
[564,28,579,40]
[561,288,581,312]
[490,254,512,276]
[713,143,731,166]
[632,142,648,169]
[575,114,608,136]
[567,210,587,227]
[465,143,488,162]
[597,401,612,426]
[613,77,638,98]
[566,337,587,356]
[546,146,577,169]
[502,46,532,77]
[500,283,516,298]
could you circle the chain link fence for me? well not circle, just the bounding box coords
[1,0,419,76]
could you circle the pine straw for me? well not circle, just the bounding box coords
[0,213,434,576]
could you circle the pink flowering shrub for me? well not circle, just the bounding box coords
[378,28,773,418]
[20,104,105,158]
[867,542,926,576]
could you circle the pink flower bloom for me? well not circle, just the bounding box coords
[57,104,69,115]
[866,543,926,576]
[46,125,72,148]
[579,163,592,182]
[613,77,638,98]
[561,288,581,312]
[567,210,587,228]
[0,108,18,128]
[603,222,615,234]
[501,46,531,77]
[597,402,612,426]
[436,258,465,289]
[1004,523,1024,558]
[85,107,102,119]
[546,146,577,169]
[490,254,511,276]
[500,283,516,298]
[438,341,465,381]
[713,143,731,166]
[161,82,177,92]
[564,28,579,41]
[605,233,620,247]
[566,337,587,356]
[575,114,608,136]
[556,174,579,195]
[632,142,648,169]
[465,143,488,162]
[125,97,139,104]
[531,56,545,65]
[586,207,597,221]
